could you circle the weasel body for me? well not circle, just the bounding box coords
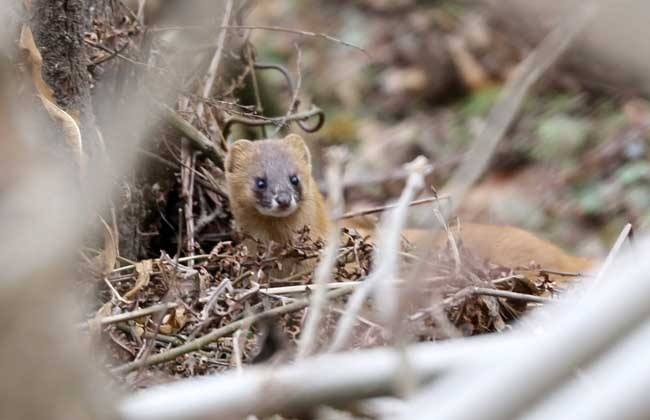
[225,134,597,275]
[406,224,597,274]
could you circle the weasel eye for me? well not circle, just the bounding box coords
[289,175,300,186]
[255,177,267,190]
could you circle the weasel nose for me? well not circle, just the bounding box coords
[275,192,292,209]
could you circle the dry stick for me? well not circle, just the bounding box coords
[260,281,361,296]
[271,44,302,137]
[115,324,182,346]
[79,302,179,330]
[187,279,232,340]
[110,254,215,275]
[222,106,325,137]
[470,287,552,304]
[435,5,591,221]
[297,147,348,360]
[232,329,244,374]
[337,195,450,220]
[539,269,593,278]
[219,25,369,57]
[132,258,176,381]
[592,222,632,285]
[403,242,650,420]
[197,0,233,120]
[117,333,521,420]
[136,0,146,25]
[154,103,224,167]
[242,41,267,137]
[112,285,356,374]
[180,0,233,267]
[329,157,431,352]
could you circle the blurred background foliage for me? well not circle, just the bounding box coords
[242,0,650,257]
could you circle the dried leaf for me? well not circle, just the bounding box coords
[20,24,85,172]
[124,260,153,300]
[98,216,119,276]
[19,25,54,102]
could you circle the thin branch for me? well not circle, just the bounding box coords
[470,287,552,304]
[222,105,325,138]
[297,147,348,359]
[197,0,234,120]
[593,222,632,285]
[118,334,518,420]
[337,195,450,220]
[219,25,369,57]
[112,285,356,374]
[79,302,179,330]
[436,5,593,220]
[259,281,361,296]
[271,44,302,137]
[154,102,225,169]
[330,157,431,352]
[84,39,145,66]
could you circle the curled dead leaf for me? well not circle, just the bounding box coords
[19,24,85,173]
[124,260,153,300]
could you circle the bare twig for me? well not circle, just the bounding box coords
[219,25,369,57]
[112,285,356,374]
[271,44,302,137]
[260,281,361,296]
[188,279,232,340]
[178,0,233,267]
[432,5,594,221]
[297,147,348,359]
[118,334,518,420]
[330,157,431,352]
[196,0,234,121]
[80,302,179,330]
[337,195,450,220]
[84,39,145,66]
[222,105,325,138]
[592,222,632,285]
[470,287,552,304]
[153,102,224,167]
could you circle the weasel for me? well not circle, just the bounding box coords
[225,134,332,246]
[225,134,598,276]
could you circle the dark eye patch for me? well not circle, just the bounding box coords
[289,175,299,186]
[255,177,267,190]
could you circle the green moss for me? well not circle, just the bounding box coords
[615,161,650,185]
[458,86,500,118]
[532,115,590,162]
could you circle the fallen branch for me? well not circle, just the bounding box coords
[154,102,224,168]
[112,285,356,374]
[80,302,179,330]
[297,147,347,359]
[593,222,632,285]
[470,287,552,304]
[118,334,520,420]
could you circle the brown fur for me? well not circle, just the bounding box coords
[225,135,597,277]
[225,134,332,246]
[405,223,598,274]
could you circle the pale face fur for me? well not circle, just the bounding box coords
[225,134,328,244]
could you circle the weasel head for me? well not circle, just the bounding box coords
[225,134,313,219]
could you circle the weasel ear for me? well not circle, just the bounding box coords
[226,139,253,174]
[284,134,311,169]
